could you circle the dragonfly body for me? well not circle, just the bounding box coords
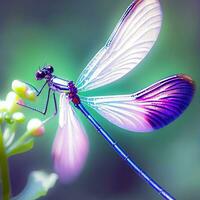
[19,0,195,199]
[35,66,81,104]
[49,77,80,104]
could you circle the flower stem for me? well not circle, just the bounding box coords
[6,131,31,157]
[0,127,11,200]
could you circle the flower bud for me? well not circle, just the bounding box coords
[12,80,27,97]
[4,113,14,124]
[12,80,36,101]
[5,92,22,113]
[27,118,45,137]
[12,112,25,123]
[0,100,7,112]
[26,89,37,101]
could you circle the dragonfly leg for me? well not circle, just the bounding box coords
[22,81,48,96]
[43,92,58,124]
[18,88,51,115]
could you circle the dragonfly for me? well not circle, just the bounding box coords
[18,0,195,199]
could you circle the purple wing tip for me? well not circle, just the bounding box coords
[144,74,195,130]
[178,74,195,90]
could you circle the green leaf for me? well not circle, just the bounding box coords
[7,139,34,157]
[12,171,58,200]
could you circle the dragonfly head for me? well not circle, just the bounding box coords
[35,65,54,80]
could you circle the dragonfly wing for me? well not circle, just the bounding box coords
[76,0,162,91]
[52,93,89,183]
[81,75,195,132]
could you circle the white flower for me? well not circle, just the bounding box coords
[5,92,21,113]
[0,100,7,112]
[12,171,58,200]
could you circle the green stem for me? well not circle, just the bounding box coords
[0,127,11,200]
[7,131,31,156]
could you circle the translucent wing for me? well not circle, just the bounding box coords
[81,75,195,132]
[76,0,162,91]
[52,94,89,183]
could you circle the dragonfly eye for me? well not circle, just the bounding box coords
[46,65,54,74]
[36,70,45,80]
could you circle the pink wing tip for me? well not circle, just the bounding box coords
[52,136,89,183]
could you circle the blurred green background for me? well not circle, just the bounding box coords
[0,0,200,199]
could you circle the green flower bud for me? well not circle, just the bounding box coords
[12,80,36,101]
[12,80,27,97]
[4,113,14,124]
[26,89,37,101]
[12,112,25,123]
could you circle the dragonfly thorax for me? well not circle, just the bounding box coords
[46,73,80,105]
[68,81,80,105]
